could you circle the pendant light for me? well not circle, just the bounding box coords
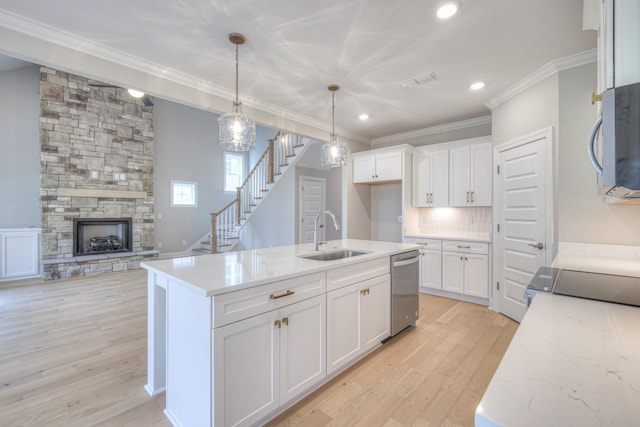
[320,84,347,168]
[218,33,256,152]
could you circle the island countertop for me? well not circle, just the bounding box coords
[141,239,419,296]
[475,292,640,427]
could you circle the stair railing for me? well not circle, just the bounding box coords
[210,131,303,253]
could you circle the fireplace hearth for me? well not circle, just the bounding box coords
[73,218,133,256]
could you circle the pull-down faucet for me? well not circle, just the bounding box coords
[313,210,340,251]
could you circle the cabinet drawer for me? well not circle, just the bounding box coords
[406,238,441,250]
[212,272,326,328]
[442,241,488,254]
[326,258,390,292]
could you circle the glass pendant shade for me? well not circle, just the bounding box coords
[320,84,347,168]
[321,134,347,168]
[218,104,256,152]
[218,33,255,152]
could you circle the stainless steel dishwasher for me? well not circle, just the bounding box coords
[390,250,420,337]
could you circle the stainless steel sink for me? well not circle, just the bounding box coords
[299,249,371,261]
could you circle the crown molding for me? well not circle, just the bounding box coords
[0,9,370,144]
[484,49,597,110]
[370,116,492,145]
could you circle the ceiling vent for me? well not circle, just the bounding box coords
[400,72,438,88]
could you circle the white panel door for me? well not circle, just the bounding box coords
[449,147,471,206]
[361,274,390,352]
[279,295,326,404]
[326,282,362,374]
[298,176,326,244]
[497,136,547,322]
[213,310,280,427]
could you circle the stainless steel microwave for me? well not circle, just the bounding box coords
[589,82,640,200]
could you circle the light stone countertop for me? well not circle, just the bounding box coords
[141,239,420,297]
[553,254,640,278]
[476,292,640,427]
[404,233,492,243]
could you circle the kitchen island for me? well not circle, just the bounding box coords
[142,239,419,427]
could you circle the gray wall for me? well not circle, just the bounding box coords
[372,122,492,149]
[153,99,235,253]
[0,65,41,228]
[371,184,402,242]
[557,63,640,244]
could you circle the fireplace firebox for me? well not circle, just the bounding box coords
[73,218,133,256]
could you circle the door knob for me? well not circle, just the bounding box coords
[528,242,544,250]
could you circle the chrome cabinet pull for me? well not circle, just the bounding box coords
[270,290,295,300]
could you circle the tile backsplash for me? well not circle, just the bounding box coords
[418,207,492,236]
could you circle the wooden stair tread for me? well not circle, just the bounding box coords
[285,154,297,158]
[293,144,304,148]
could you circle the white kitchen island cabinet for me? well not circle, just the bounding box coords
[143,239,419,427]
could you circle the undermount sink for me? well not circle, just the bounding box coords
[299,249,371,261]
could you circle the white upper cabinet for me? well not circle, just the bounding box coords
[413,149,449,207]
[352,146,409,184]
[449,143,492,207]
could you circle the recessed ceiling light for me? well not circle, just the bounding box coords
[470,82,485,90]
[437,1,460,19]
[359,113,369,121]
[127,89,145,98]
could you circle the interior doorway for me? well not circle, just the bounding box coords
[494,127,554,322]
[298,176,326,244]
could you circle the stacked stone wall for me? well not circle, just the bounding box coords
[39,67,156,279]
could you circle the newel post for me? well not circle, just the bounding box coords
[236,187,242,225]
[210,212,218,254]
[268,138,275,184]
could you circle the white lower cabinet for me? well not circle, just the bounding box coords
[213,295,325,427]
[0,229,41,281]
[442,241,489,299]
[327,274,390,375]
[420,248,442,290]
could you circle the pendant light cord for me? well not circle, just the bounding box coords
[331,90,335,136]
[235,43,239,107]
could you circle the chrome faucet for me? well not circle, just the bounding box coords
[313,210,340,251]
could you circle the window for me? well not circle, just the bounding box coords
[171,181,197,207]
[224,152,245,193]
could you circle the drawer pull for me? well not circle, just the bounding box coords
[457,245,471,249]
[282,317,289,326]
[274,320,281,328]
[270,290,295,300]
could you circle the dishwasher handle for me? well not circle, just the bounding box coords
[392,256,419,268]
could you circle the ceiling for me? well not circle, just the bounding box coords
[0,0,595,140]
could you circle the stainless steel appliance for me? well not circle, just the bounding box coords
[390,250,420,336]
[589,82,640,200]
[525,266,640,308]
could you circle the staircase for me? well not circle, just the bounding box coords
[191,131,311,254]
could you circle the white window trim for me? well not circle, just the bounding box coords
[171,180,198,207]
[223,152,246,194]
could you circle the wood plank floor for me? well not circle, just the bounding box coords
[0,270,518,427]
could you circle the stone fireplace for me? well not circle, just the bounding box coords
[40,67,158,279]
[73,218,133,256]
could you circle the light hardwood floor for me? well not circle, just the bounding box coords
[0,270,518,427]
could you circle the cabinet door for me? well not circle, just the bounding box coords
[449,147,471,207]
[1,232,39,279]
[464,253,489,298]
[279,295,326,404]
[442,251,464,294]
[213,310,280,427]
[423,249,442,290]
[375,151,402,181]
[418,250,428,286]
[431,150,449,207]
[326,282,362,374]
[470,144,492,206]
[353,153,376,183]
[361,274,390,352]
[413,151,430,207]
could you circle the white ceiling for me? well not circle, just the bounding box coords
[0,0,596,140]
